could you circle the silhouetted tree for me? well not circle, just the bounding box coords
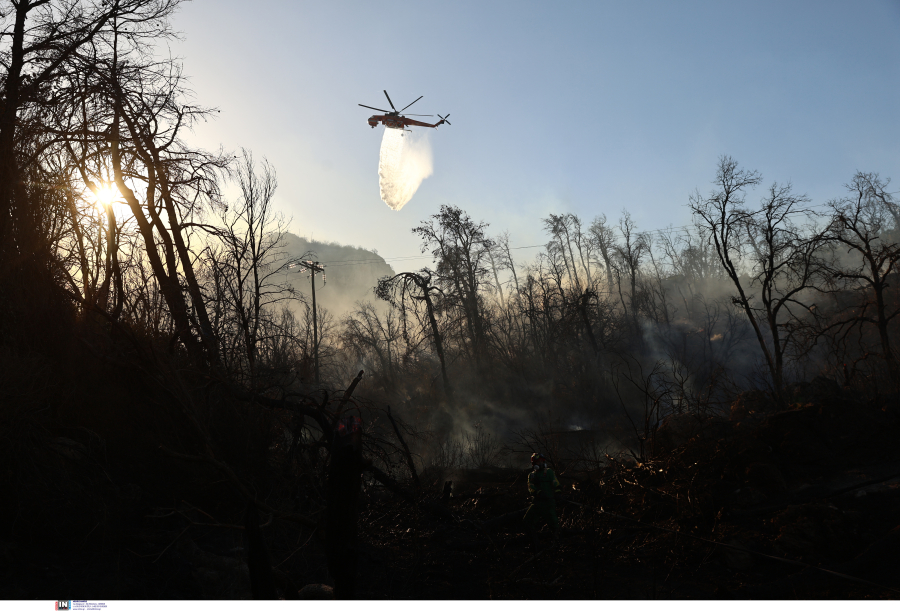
[376,269,452,399]
[413,205,493,366]
[205,151,300,382]
[824,172,900,376]
[691,156,826,406]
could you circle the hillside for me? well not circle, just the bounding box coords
[281,234,397,316]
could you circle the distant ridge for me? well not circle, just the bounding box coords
[281,233,396,315]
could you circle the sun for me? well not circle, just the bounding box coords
[91,183,120,208]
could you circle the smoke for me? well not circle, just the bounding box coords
[378,128,433,210]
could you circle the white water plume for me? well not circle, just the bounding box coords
[378,128,433,210]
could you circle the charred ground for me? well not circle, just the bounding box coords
[1,324,897,600]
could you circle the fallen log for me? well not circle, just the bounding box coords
[232,388,331,438]
[445,540,493,551]
[387,404,420,492]
[480,508,527,531]
[732,468,900,519]
[159,446,317,527]
[363,463,455,522]
[739,527,900,598]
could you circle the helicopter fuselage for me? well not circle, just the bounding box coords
[367,114,445,130]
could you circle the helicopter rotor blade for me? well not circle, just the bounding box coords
[383,90,397,111]
[404,114,433,117]
[399,95,423,112]
[439,114,451,125]
[359,104,392,113]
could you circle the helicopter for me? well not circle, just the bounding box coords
[359,90,450,131]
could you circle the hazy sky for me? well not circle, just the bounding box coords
[171,0,900,271]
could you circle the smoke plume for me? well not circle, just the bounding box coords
[378,128,433,210]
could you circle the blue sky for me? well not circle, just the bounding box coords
[171,0,900,268]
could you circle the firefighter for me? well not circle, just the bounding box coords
[523,452,561,547]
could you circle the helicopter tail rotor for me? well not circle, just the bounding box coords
[438,114,451,126]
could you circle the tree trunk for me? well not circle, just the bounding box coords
[110,120,202,364]
[0,2,30,271]
[326,414,363,599]
[245,502,277,599]
[423,288,453,399]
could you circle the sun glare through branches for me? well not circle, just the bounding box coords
[89,182,130,217]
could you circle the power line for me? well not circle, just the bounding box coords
[317,243,548,267]
[311,202,842,270]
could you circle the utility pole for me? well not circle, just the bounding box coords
[295,260,326,384]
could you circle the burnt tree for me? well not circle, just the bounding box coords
[376,269,453,399]
[325,408,364,599]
